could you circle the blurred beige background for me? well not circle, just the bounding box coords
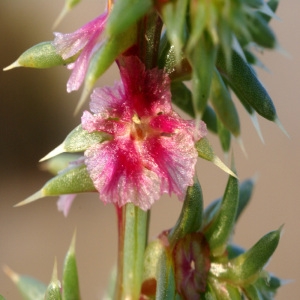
[1,1,299,299]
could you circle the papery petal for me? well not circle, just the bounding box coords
[82,110,127,136]
[89,82,131,119]
[85,139,161,210]
[53,13,108,59]
[120,56,172,116]
[57,194,77,217]
[142,131,198,199]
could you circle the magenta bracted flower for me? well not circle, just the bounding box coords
[53,11,108,92]
[81,56,207,210]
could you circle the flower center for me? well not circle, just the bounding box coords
[130,113,148,141]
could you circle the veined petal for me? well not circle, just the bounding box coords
[142,130,198,199]
[84,138,161,210]
[120,56,172,116]
[53,13,108,59]
[81,111,127,136]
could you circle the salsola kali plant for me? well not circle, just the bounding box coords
[2,0,287,299]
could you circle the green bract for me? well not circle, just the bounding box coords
[3,42,78,70]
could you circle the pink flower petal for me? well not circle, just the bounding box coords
[57,194,77,217]
[85,138,161,210]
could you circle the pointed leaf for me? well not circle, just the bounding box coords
[195,138,237,178]
[217,50,277,122]
[3,266,46,300]
[217,117,231,153]
[15,164,96,207]
[40,125,110,161]
[204,166,239,257]
[211,69,240,137]
[62,231,80,300]
[210,228,281,285]
[53,0,81,29]
[3,42,77,71]
[44,259,62,300]
[168,177,203,247]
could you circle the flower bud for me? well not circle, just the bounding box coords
[3,41,77,71]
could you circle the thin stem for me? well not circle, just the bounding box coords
[115,204,149,299]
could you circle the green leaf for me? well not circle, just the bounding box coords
[44,259,62,300]
[106,0,152,37]
[168,177,203,247]
[211,69,240,137]
[3,266,46,300]
[53,0,81,29]
[62,231,81,300]
[208,278,242,300]
[3,42,77,71]
[217,117,231,153]
[204,164,239,257]
[217,50,277,122]
[195,138,237,178]
[211,227,281,285]
[40,124,110,161]
[189,35,217,117]
[15,164,96,207]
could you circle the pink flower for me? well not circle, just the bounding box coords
[81,56,207,210]
[53,11,108,92]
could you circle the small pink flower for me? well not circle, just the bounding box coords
[81,56,207,210]
[53,11,108,92]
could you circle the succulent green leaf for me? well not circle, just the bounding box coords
[77,24,137,113]
[3,42,78,71]
[211,228,281,285]
[162,0,188,60]
[40,153,82,175]
[204,165,239,257]
[260,0,279,23]
[15,164,96,207]
[195,138,237,178]
[44,259,62,300]
[253,274,282,299]
[168,177,203,247]
[247,12,277,49]
[106,0,152,37]
[235,177,255,222]
[40,125,110,161]
[0,295,6,300]
[217,50,277,122]
[62,231,80,300]
[211,69,240,137]
[3,266,46,300]
[217,117,231,153]
[243,0,264,9]
[189,36,217,117]
[227,244,245,260]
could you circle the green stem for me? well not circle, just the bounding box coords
[115,204,149,299]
